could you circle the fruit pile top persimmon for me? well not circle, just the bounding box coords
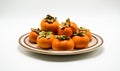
[29,14,92,51]
[44,14,57,23]
[41,14,59,34]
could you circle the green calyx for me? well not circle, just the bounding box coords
[55,35,70,40]
[39,31,52,39]
[73,27,87,36]
[45,14,57,23]
[73,31,86,36]
[79,27,87,31]
[59,18,70,29]
[31,28,41,34]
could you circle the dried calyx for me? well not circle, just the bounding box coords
[73,31,86,36]
[55,35,70,40]
[45,14,57,23]
[73,27,87,36]
[59,18,70,29]
[31,28,41,34]
[39,31,52,39]
[79,27,87,31]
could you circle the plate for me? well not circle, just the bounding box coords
[19,33,103,55]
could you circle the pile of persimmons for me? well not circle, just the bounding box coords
[29,14,92,51]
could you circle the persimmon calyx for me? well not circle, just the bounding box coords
[73,27,87,36]
[79,27,87,31]
[38,31,52,39]
[73,31,86,36]
[59,18,70,29]
[55,35,70,40]
[31,28,41,34]
[44,14,57,23]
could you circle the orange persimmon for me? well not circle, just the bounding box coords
[52,35,74,51]
[58,18,73,36]
[58,27,72,36]
[40,14,59,34]
[79,27,92,40]
[70,22,78,33]
[72,35,89,49]
[72,30,89,49]
[36,31,54,49]
[29,28,41,43]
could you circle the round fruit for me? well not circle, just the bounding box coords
[29,28,41,43]
[40,14,59,34]
[58,18,73,36]
[58,27,72,36]
[52,35,74,51]
[70,22,78,32]
[72,35,89,49]
[37,31,54,48]
[79,27,92,40]
[72,29,90,49]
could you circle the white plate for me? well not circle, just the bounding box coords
[19,33,103,55]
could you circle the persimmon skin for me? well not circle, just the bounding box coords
[41,19,59,34]
[52,39,74,51]
[72,35,89,49]
[70,22,78,32]
[29,31,38,43]
[37,35,54,49]
[58,27,73,36]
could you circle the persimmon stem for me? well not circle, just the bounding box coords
[73,27,87,36]
[31,28,41,34]
[45,14,56,23]
[39,31,52,39]
[60,18,71,29]
[55,35,70,40]
[66,18,70,26]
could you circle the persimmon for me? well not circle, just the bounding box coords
[40,14,59,34]
[52,35,74,51]
[79,27,92,40]
[58,27,72,37]
[58,18,73,36]
[37,31,54,49]
[72,30,89,49]
[70,22,78,32]
[29,28,41,43]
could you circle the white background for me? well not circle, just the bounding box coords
[0,0,120,71]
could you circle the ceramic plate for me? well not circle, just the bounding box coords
[19,33,103,55]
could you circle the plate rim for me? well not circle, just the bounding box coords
[19,33,103,55]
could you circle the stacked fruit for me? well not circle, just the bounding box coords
[29,14,92,51]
